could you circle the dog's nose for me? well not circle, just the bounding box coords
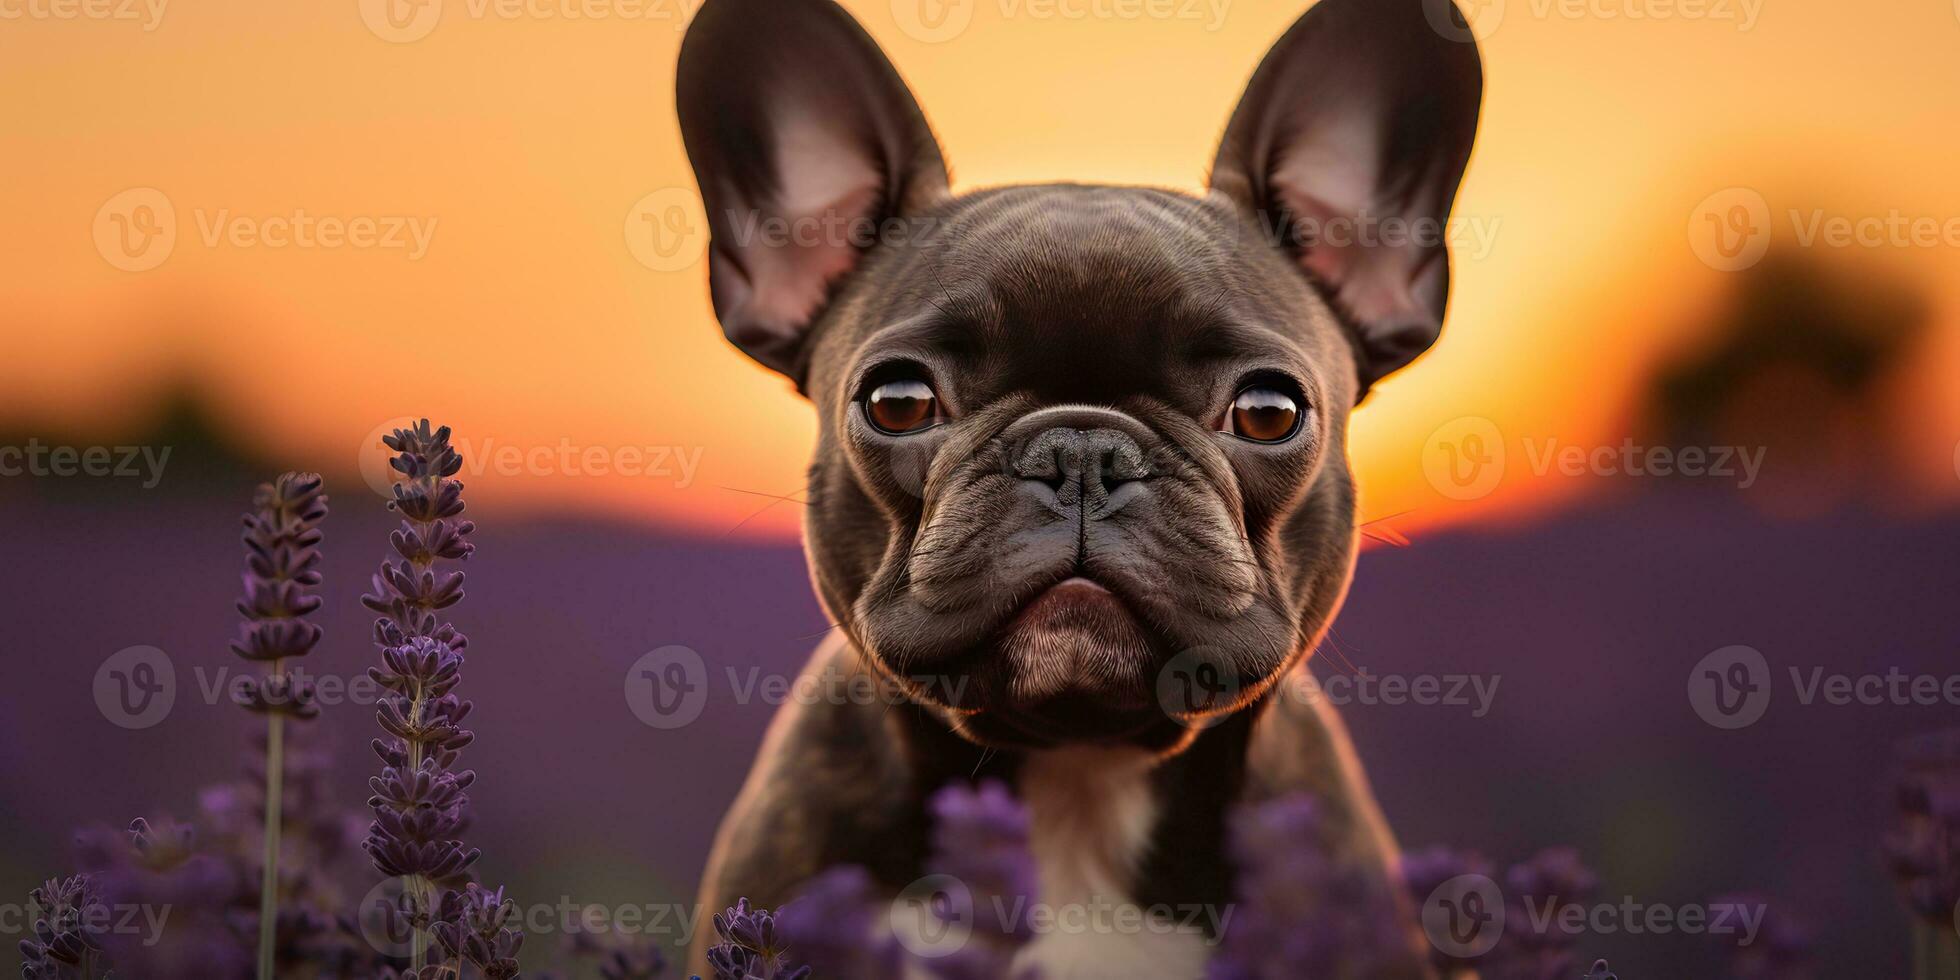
[1012,426,1151,513]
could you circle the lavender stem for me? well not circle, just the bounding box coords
[257,707,284,980]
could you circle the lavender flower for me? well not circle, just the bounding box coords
[1210,794,1423,980]
[1399,846,1496,978]
[1482,847,1597,980]
[777,866,902,980]
[703,900,810,980]
[18,876,106,980]
[73,817,249,979]
[551,912,668,980]
[360,420,522,976]
[1884,730,1960,980]
[431,884,525,979]
[231,472,329,980]
[1708,894,1812,980]
[231,472,328,719]
[596,945,669,980]
[929,781,1039,944]
[1887,730,1960,924]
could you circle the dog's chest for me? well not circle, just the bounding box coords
[1010,749,1214,979]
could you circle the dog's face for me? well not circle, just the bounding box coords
[678,0,1481,751]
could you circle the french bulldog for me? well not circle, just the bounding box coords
[675,0,1482,974]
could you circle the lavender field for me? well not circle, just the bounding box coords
[3,433,1953,975]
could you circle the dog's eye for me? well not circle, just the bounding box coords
[1226,386,1302,443]
[865,378,944,434]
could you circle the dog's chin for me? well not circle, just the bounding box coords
[943,577,1191,751]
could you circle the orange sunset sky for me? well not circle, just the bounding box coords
[4,0,1958,537]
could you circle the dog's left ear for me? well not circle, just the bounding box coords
[1211,0,1483,393]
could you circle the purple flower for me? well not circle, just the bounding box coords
[359,420,522,977]
[928,781,1040,946]
[72,818,250,980]
[1210,794,1422,980]
[431,883,525,979]
[1483,847,1598,980]
[777,866,903,980]
[1708,894,1812,980]
[596,944,669,980]
[1886,729,1960,925]
[1400,845,1497,978]
[703,899,811,980]
[18,876,107,980]
[230,472,329,718]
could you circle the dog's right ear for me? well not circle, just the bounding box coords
[677,0,949,383]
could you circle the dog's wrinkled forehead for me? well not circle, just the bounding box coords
[826,184,1344,407]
